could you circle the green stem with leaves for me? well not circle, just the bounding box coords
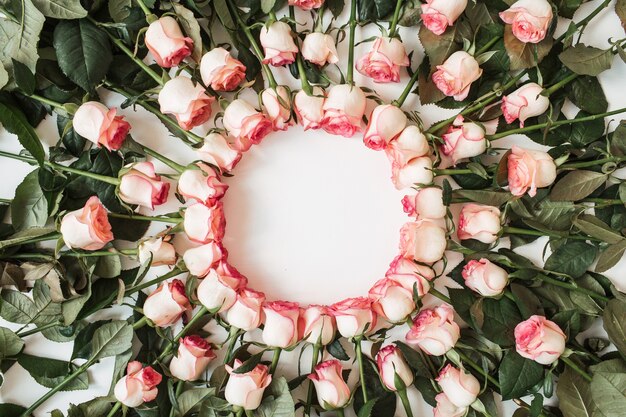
[346,0,358,85]
[529,273,610,302]
[561,356,593,382]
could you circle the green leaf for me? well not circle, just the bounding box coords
[455,190,511,207]
[618,0,626,31]
[326,0,345,17]
[550,171,607,201]
[419,25,460,68]
[11,169,48,231]
[504,25,553,70]
[358,0,395,20]
[94,255,122,279]
[0,290,36,324]
[0,101,45,165]
[590,359,626,417]
[177,388,216,416]
[254,377,295,417]
[559,45,613,76]
[570,111,605,147]
[596,240,626,272]
[603,299,626,357]
[200,396,231,417]
[480,296,522,345]
[0,404,27,417]
[0,327,24,359]
[90,321,133,360]
[0,64,8,89]
[568,77,608,114]
[31,0,88,19]
[172,4,202,63]
[544,241,598,278]
[498,350,544,400]
[556,367,595,417]
[17,353,88,390]
[327,338,349,361]
[573,214,623,244]
[0,226,57,250]
[357,399,377,417]
[11,59,35,95]
[0,0,44,77]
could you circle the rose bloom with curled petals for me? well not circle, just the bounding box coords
[288,0,324,10]
[197,132,242,172]
[458,204,502,244]
[169,335,216,381]
[363,104,408,151]
[402,187,447,220]
[182,242,223,278]
[462,258,509,297]
[441,116,487,165]
[72,101,130,151]
[260,21,298,66]
[399,221,447,264]
[376,345,414,391]
[502,83,550,127]
[60,196,113,251]
[223,99,274,151]
[200,47,246,92]
[386,255,434,296]
[434,392,468,417]
[500,0,553,44]
[225,288,266,331]
[294,87,326,130]
[406,304,460,356]
[432,51,482,101]
[197,267,247,313]
[225,359,272,410]
[118,162,170,209]
[302,305,336,345]
[138,237,177,266]
[262,301,303,348]
[145,16,193,68]
[114,361,162,407]
[385,125,431,167]
[330,297,377,338]
[158,76,214,130]
[357,37,410,83]
[368,278,415,323]
[515,315,566,365]
[261,86,293,131]
[507,146,557,197]
[421,0,468,35]
[178,163,228,207]
[183,202,226,244]
[143,279,191,327]
[436,364,480,407]
[301,32,338,66]
[391,156,434,190]
[308,360,351,410]
[321,84,367,137]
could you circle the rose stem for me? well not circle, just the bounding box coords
[516,273,610,302]
[501,226,604,243]
[59,248,138,258]
[108,212,182,224]
[388,0,404,38]
[398,388,415,417]
[138,144,187,173]
[428,287,452,304]
[304,343,322,417]
[561,356,593,382]
[224,326,243,364]
[355,337,369,403]
[269,347,282,374]
[169,380,185,417]
[337,408,347,417]
[155,306,211,363]
[346,0,358,86]
[393,68,420,108]
[290,6,314,96]
[134,0,154,20]
[560,155,626,169]
[0,232,62,250]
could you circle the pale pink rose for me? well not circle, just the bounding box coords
[225,360,272,410]
[294,87,326,130]
[183,202,225,244]
[138,237,177,266]
[289,0,324,10]
[507,146,556,197]
[369,278,415,323]
[399,221,447,264]
[177,163,228,207]
[143,279,191,327]
[406,305,460,356]
[376,345,414,391]
[145,16,193,68]
[385,125,431,167]
[321,84,367,137]
[260,21,298,66]
[308,360,351,410]
[114,361,162,407]
[197,132,242,172]
[225,288,266,331]
[200,47,246,92]
[72,102,130,151]
[60,196,113,251]
[462,259,509,297]
[223,99,273,151]
[356,37,410,83]
[432,51,482,101]
[169,335,216,381]
[182,242,223,278]
[502,83,549,127]
[119,162,170,209]
[500,0,553,44]
[436,364,480,407]
[330,297,376,338]
[302,305,336,345]
[261,86,293,131]
[458,204,501,244]
[301,32,338,66]
[363,104,408,150]
[421,0,468,35]
[262,301,303,348]
[441,116,487,164]
[386,255,433,296]
[391,156,434,190]
[402,187,447,219]
[434,392,468,417]
[158,76,214,130]
[197,267,247,312]
[515,315,566,365]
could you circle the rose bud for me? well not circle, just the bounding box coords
[433,392,468,417]
[183,242,223,277]
[294,87,326,130]
[421,0,468,35]
[143,279,191,327]
[225,360,272,410]
[441,116,487,165]
[502,83,549,127]
[114,361,162,407]
[183,202,225,244]
[515,315,566,365]
[200,47,246,92]
[197,132,242,172]
[288,0,324,10]
[386,255,433,296]
[223,99,273,151]
[402,187,447,220]
[169,335,216,381]
[261,86,293,131]
[507,145,556,197]
[138,237,177,266]
[376,345,414,391]
[500,0,553,44]
[302,305,336,345]
[225,288,266,331]
[60,196,113,251]
[399,221,447,264]
[432,51,482,101]
[308,360,351,410]
[363,104,408,151]
[262,301,303,348]
[72,101,130,151]
[385,125,431,167]
[436,364,480,407]
[260,21,298,66]
[158,76,214,130]
[368,278,415,323]
[301,32,339,66]
[119,162,170,209]
[197,267,247,312]
[391,157,434,190]
[177,163,228,207]
[406,305,460,356]
[356,37,410,83]
[145,16,193,68]
[321,84,366,137]
[330,297,377,338]
[458,204,501,244]
[462,259,509,297]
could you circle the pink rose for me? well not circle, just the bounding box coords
[169,335,216,381]
[183,202,225,244]
[262,301,303,348]
[143,279,191,327]
[321,84,366,137]
[406,305,460,355]
[507,146,556,197]
[434,392,468,417]
[119,162,170,209]
[302,305,336,345]
[386,255,433,296]
[385,125,431,167]
[356,37,410,83]
[114,361,162,407]
[458,204,501,244]
[502,83,549,127]
[436,364,480,407]
[197,132,242,172]
[294,87,326,130]
[182,242,223,277]
[225,360,272,410]
[368,278,415,323]
[72,102,130,151]
[308,360,351,410]
[138,237,177,266]
[200,47,246,92]
[158,76,214,130]
[363,104,408,150]
[288,0,324,10]
[421,0,468,35]
[432,51,482,101]
[500,0,553,44]
[376,345,414,391]
[145,16,193,68]
[177,163,228,207]
[261,86,293,131]
[402,187,447,220]
[462,259,509,297]
[260,21,298,66]
[197,266,247,312]
[441,116,487,165]
[399,221,447,264]
[301,32,338,66]
[60,196,113,251]
[515,315,566,365]
[225,288,266,331]
[223,99,273,151]
[391,156,434,190]
[330,297,376,338]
